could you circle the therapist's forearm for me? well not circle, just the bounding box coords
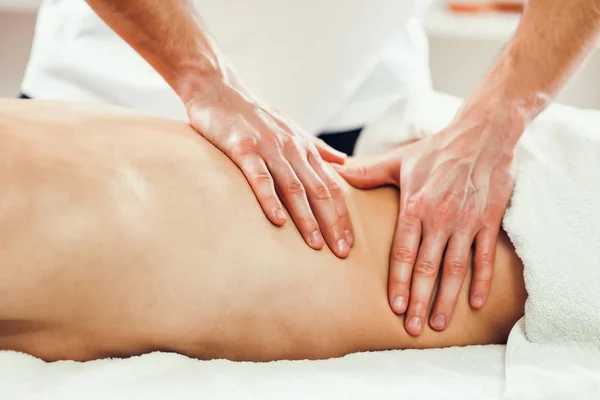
[85,0,230,103]
[458,0,600,145]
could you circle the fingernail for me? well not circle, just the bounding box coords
[472,295,484,308]
[432,314,446,330]
[408,317,422,334]
[336,238,349,255]
[275,209,286,222]
[393,296,406,312]
[310,231,322,247]
[345,229,354,247]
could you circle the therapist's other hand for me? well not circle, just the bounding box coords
[334,119,516,335]
[185,80,354,259]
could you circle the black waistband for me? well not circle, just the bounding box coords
[317,128,362,156]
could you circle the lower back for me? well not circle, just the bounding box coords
[0,100,397,361]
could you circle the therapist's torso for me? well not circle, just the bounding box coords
[22,0,431,133]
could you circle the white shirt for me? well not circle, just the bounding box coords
[22,0,432,134]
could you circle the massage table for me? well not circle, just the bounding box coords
[2,91,600,399]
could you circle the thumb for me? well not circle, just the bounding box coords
[313,138,348,164]
[332,154,400,189]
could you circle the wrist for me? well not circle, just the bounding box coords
[458,43,555,139]
[175,49,226,105]
[455,36,562,146]
[457,100,526,148]
[456,74,539,148]
[176,51,259,115]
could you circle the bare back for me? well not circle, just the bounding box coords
[0,100,526,362]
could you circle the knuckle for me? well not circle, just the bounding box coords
[473,252,495,270]
[326,180,342,196]
[405,195,422,216]
[282,135,303,152]
[435,203,452,219]
[248,171,273,186]
[337,207,350,220]
[458,207,475,227]
[390,245,415,264]
[297,217,318,231]
[482,206,497,225]
[262,134,280,150]
[390,280,409,292]
[446,260,467,276]
[312,184,332,201]
[474,252,495,267]
[307,147,320,161]
[232,136,258,156]
[281,134,295,146]
[287,180,306,197]
[414,260,438,277]
[400,215,421,232]
[434,200,458,224]
[356,165,369,178]
[263,194,280,205]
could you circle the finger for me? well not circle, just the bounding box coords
[405,231,449,336]
[388,215,422,315]
[255,109,345,256]
[308,150,354,247]
[290,153,349,259]
[313,138,347,164]
[470,226,499,309]
[268,111,348,165]
[238,154,287,226]
[266,110,347,165]
[429,232,473,331]
[268,158,325,251]
[332,154,399,190]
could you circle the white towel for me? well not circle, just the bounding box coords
[355,92,600,399]
[501,102,600,399]
[501,102,600,347]
[0,346,506,400]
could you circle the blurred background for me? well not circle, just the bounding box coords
[1,0,600,109]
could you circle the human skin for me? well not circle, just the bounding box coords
[0,100,527,362]
[337,0,600,336]
[84,0,354,259]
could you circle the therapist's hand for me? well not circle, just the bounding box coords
[334,117,516,335]
[185,78,354,259]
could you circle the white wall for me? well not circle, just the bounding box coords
[429,36,600,110]
[1,6,600,111]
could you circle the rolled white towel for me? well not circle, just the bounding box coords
[356,91,600,398]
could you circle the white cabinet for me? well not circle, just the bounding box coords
[0,0,41,12]
[426,5,600,110]
[0,9,37,97]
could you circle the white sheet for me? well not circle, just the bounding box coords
[505,321,600,400]
[0,346,505,400]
